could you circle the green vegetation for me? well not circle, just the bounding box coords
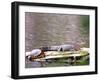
[45,56,89,67]
[79,51,89,55]
[75,59,89,65]
[45,58,89,67]
[80,15,89,47]
[81,15,89,34]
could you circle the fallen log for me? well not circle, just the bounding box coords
[33,51,89,61]
[26,48,89,61]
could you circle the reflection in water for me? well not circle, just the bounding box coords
[26,61,42,68]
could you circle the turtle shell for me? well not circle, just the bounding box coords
[31,49,41,56]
